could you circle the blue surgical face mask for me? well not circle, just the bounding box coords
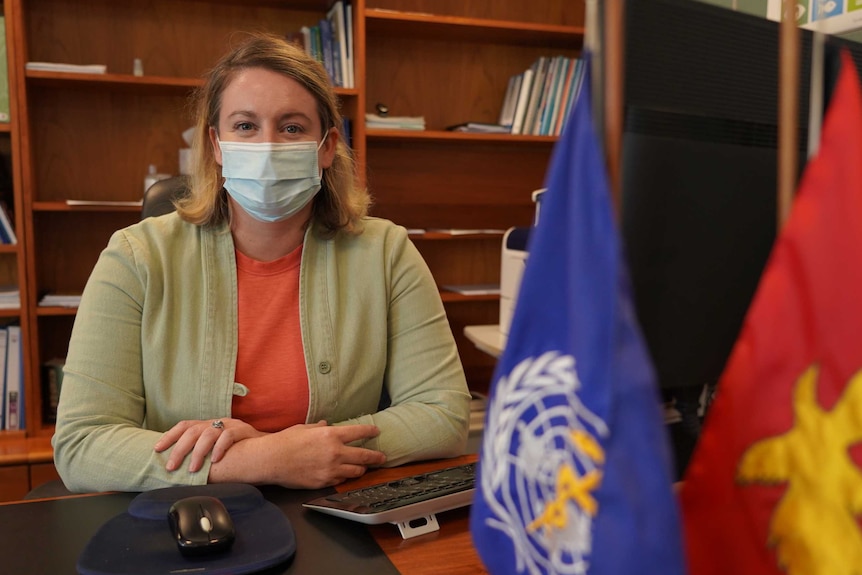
[218,135,327,222]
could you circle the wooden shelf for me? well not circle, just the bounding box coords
[408,231,505,241]
[25,70,203,92]
[33,201,143,213]
[25,70,359,98]
[26,70,359,99]
[0,244,18,254]
[36,307,78,317]
[365,9,583,48]
[367,128,557,143]
[439,292,500,303]
[0,434,53,466]
[0,123,10,133]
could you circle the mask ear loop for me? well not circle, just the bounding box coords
[317,130,332,179]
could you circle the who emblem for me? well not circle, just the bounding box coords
[481,351,608,575]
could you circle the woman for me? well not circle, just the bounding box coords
[52,32,471,493]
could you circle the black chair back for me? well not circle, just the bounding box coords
[142,175,190,219]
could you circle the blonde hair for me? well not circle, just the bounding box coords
[176,32,369,235]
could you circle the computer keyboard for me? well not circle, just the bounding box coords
[302,462,476,527]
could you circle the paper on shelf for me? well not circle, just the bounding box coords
[38,293,82,307]
[66,199,143,207]
[365,113,425,130]
[442,284,501,296]
[26,62,107,74]
[428,228,506,235]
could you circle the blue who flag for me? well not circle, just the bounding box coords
[469,56,685,575]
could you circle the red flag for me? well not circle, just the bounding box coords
[680,49,862,575]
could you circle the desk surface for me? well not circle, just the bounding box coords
[0,454,485,575]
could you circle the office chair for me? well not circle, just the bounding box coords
[141,175,189,219]
[23,479,75,500]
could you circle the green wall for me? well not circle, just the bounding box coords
[697,0,862,41]
[699,0,768,17]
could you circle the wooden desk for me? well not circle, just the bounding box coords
[0,454,485,575]
[338,454,485,575]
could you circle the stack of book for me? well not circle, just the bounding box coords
[498,55,584,136]
[288,0,354,89]
[365,113,425,131]
[0,286,19,309]
[38,294,82,308]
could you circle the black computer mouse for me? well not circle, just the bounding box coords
[168,495,236,557]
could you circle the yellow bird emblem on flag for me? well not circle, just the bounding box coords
[736,365,862,574]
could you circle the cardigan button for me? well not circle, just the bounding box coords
[318,361,332,374]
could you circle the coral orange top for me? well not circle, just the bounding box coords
[231,245,309,432]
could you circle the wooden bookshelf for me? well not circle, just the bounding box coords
[0,0,584,499]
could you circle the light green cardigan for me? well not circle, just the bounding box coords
[53,214,471,492]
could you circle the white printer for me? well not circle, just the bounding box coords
[499,227,530,335]
[499,189,544,336]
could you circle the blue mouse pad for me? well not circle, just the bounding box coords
[77,483,295,575]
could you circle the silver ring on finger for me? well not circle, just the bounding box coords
[212,419,225,430]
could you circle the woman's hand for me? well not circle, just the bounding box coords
[209,420,387,488]
[154,418,265,473]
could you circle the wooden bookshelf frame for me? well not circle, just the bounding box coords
[0,0,584,498]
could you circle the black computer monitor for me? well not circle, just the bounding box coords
[619,0,801,391]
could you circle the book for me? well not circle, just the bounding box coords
[553,58,579,135]
[561,59,584,132]
[318,17,337,86]
[4,325,21,430]
[0,16,8,123]
[327,1,350,91]
[522,57,550,138]
[503,73,523,131]
[309,25,323,65]
[41,357,65,424]
[0,202,16,244]
[497,74,519,128]
[544,57,570,136]
[534,56,563,135]
[0,328,6,429]
[298,26,313,57]
[445,122,510,134]
[344,1,355,88]
[341,116,352,148]
[510,66,535,135]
